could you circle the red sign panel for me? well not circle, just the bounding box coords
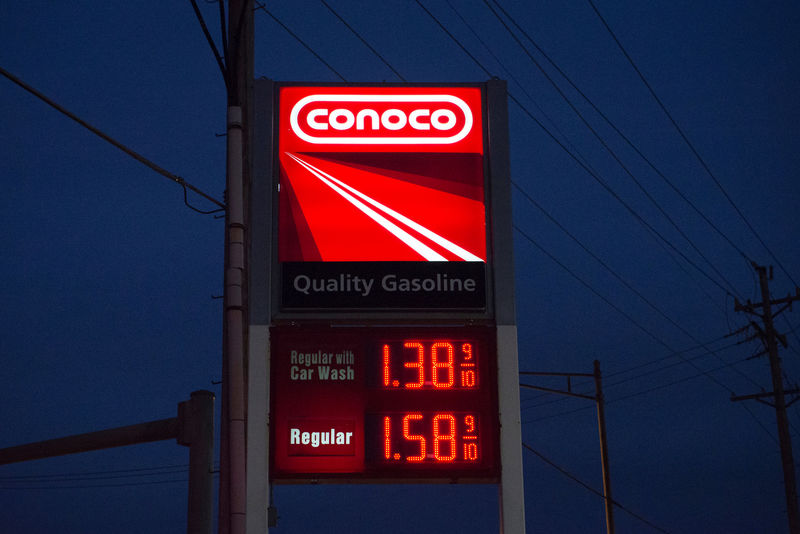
[276,85,488,310]
[270,326,499,481]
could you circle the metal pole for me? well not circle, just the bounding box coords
[186,391,215,534]
[594,360,615,534]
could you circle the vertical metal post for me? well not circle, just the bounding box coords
[246,79,275,534]
[594,361,614,534]
[186,391,215,534]
[487,79,526,534]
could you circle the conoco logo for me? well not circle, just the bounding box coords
[289,94,474,145]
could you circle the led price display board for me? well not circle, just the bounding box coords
[275,85,489,311]
[270,325,499,481]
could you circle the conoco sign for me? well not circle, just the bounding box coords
[276,85,488,311]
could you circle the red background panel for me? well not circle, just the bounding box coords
[279,86,484,154]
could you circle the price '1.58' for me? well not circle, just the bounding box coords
[382,412,480,463]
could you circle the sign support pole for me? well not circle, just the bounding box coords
[487,79,526,534]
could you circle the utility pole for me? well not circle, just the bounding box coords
[520,360,615,534]
[732,262,800,534]
[0,390,215,534]
[220,1,253,534]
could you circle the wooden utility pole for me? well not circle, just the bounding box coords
[219,1,253,534]
[520,361,615,534]
[733,263,800,534]
[0,391,215,534]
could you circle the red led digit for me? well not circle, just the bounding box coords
[464,415,475,433]
[460,369,476,388]
[382,344,391,387]
[384,416,392,459]
[403,342,424,388]
[432,413,457,461]
[431,342,455,388]
[462,343,473,360]
[402,413,426,461]
[463,442,479,461]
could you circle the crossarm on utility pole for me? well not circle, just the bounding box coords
[0,418,179,466]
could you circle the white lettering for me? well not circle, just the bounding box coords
[307,108,328,130]
[431,109,457,130]
[289,94,474,145]
[409,109,430,130]
[288,428,354,448]
[356,109,380,130]
[329,109,355,130]
[380,109,407,130]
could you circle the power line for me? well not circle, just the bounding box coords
[412,2,774,439]
[488,0,754,270]
[483,0,743,301]
[585,0,797,288]
[0,65,225,214]
[522,442,671,533]
[320,0,406,82]
[0,478,189,491]
[413,0,493,79]
[520,337,747,411]
[254,3,347,82]
[512,181,762,390]
[414,0,741,300]
[0,463,189,481]
[523,353,779,444]
[189,0,229,89]
[0,467,189,484]
[444,0,593,173]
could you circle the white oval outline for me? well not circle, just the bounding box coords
[288,94,474,145]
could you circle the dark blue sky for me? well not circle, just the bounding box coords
[2,1,799,533]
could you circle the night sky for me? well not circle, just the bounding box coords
[2,1,799,533]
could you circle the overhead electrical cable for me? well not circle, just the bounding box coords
[414,0,738,300]
[489,0,754,269]
[522,442,672,533]
[320,0,406,82]
[523,354,778,444]
[514,223,775,440]
[518,331,734,406]
[585,0,798,287]
[0,464,189,482]
[0,478,189,491]
[0,467,188,484]
[520,336,748,411]
[482,0,743,301]
[415,1,767,414]
[519,341,744,409]
[254,3,347,82]
[443,0,582,160]
[0,66,225,213]
[447,0,720,310]
[512,182,763,390]
[189,0,229,89]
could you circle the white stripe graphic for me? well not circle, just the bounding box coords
[286,153,447,261]
[289,153,483,262]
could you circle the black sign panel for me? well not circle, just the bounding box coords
[281,262,486,310]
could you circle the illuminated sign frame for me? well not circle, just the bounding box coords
[269,325,499,482]
[249,79,522,514]
[273,83,492,316]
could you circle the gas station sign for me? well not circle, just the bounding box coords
[270,325,499,481]
[276,85,488,310]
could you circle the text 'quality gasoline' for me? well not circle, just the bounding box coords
[293,273,477,297]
